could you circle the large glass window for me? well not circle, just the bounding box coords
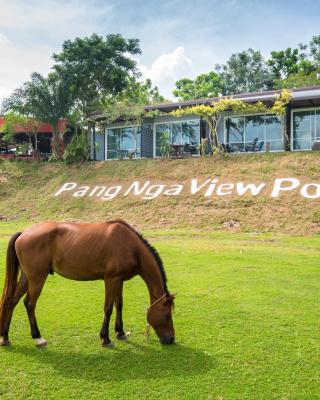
[292,109,320,150]
[155,120,200,157]
[106,126,141,159]
[225,114,283,152]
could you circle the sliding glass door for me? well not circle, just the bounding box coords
[106,126,141,159]
[154,119,200,157]
[292,109,320,150]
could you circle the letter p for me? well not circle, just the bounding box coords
[54,182,77,196]
[271,178,300,198]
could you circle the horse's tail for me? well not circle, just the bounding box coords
[0,232,22,333]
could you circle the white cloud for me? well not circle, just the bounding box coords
[0,34,53,106]
[139,47,193,98]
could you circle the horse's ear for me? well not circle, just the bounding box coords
[164,293,177,304]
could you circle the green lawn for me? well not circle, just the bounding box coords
[0,223,319,400]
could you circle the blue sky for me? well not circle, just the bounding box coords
[0,0,320,101]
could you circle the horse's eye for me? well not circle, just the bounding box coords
[166,313,171,320]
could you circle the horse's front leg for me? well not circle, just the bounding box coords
[100,277,121,347]
[114,281,127,340]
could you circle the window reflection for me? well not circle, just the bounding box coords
[225,114,282,153]
[155,120,200,157]
[106,126,141,159]
[293,110,320,150]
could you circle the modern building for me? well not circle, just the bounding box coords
[88,85,320,161]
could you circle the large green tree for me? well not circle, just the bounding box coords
[216,49,273,94]
[173,71,223,101]
[53,33,141,113]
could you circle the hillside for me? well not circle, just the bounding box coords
[0,152,320,235]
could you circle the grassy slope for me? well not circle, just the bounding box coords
[0,152,320,234]
[0,154,320,399]
[0,223,319,400]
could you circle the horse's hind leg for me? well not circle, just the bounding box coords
[0,273,28,346]
[114,282,127,340]
[23,274,48,347]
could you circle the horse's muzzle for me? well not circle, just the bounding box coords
[160,335,175,345]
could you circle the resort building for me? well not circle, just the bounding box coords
[88,85,320,161]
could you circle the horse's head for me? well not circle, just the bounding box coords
[146,293,176,345]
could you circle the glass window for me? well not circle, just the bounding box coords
[106,126,141,159]
[264,116,282,140]
[107,128,120,159]
[291,110,320,150]
[155,120,200,156]
[225,114,283,153]
[226,117,244,144]
[315,111,320,141]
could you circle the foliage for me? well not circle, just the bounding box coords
[0,112,42,158]
[268,47,315,80]
[274,70,320,89]
[98,102,161,127]
[1,72,73,160]
[53,33,141,114]
[172,90,292,154]
[159,131,172,158]
[113,77,166,105]
[215,49,273,94]
[173,71,223,100]
[63,131,91,164]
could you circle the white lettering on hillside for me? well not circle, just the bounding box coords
[271,178,300,197]
[124,181,150,196]
[236,182,266,196]
[53,178,320,201]
[54,182,77,196]
[300,183,320,199]
[191,178,212,194]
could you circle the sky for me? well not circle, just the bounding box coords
[1,0,320,102]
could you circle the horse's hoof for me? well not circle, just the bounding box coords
[0,337,11,346]
[102,341,114,348]
[34,338,48,348]
[117,334,128,341]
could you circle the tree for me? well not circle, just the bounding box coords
[216,49,273,94]
[0,112,41,159]
[274,70,320,89]
[53,33,141,114]
[171,90,292,154]
[2,72,74,160]
[105,77,166,106]
[173,71,223,100]
[267,47,315,80]
[309,34,320,67]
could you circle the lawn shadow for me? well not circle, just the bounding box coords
[8,340,216,382]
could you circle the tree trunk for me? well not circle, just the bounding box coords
[51,124,63,161]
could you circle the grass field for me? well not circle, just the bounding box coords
[0,222,319,400]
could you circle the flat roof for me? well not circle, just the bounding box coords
[89,85,320,121]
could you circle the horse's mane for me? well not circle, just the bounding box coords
[109,220,168,293]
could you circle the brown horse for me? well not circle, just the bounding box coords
[0,220,175,347]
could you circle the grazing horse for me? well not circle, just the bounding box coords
[0,220,175,347]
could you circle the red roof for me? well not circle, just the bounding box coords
[0,117,67,134]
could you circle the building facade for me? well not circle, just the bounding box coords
[89,86,320,161]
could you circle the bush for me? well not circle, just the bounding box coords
[63,131,91,164]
